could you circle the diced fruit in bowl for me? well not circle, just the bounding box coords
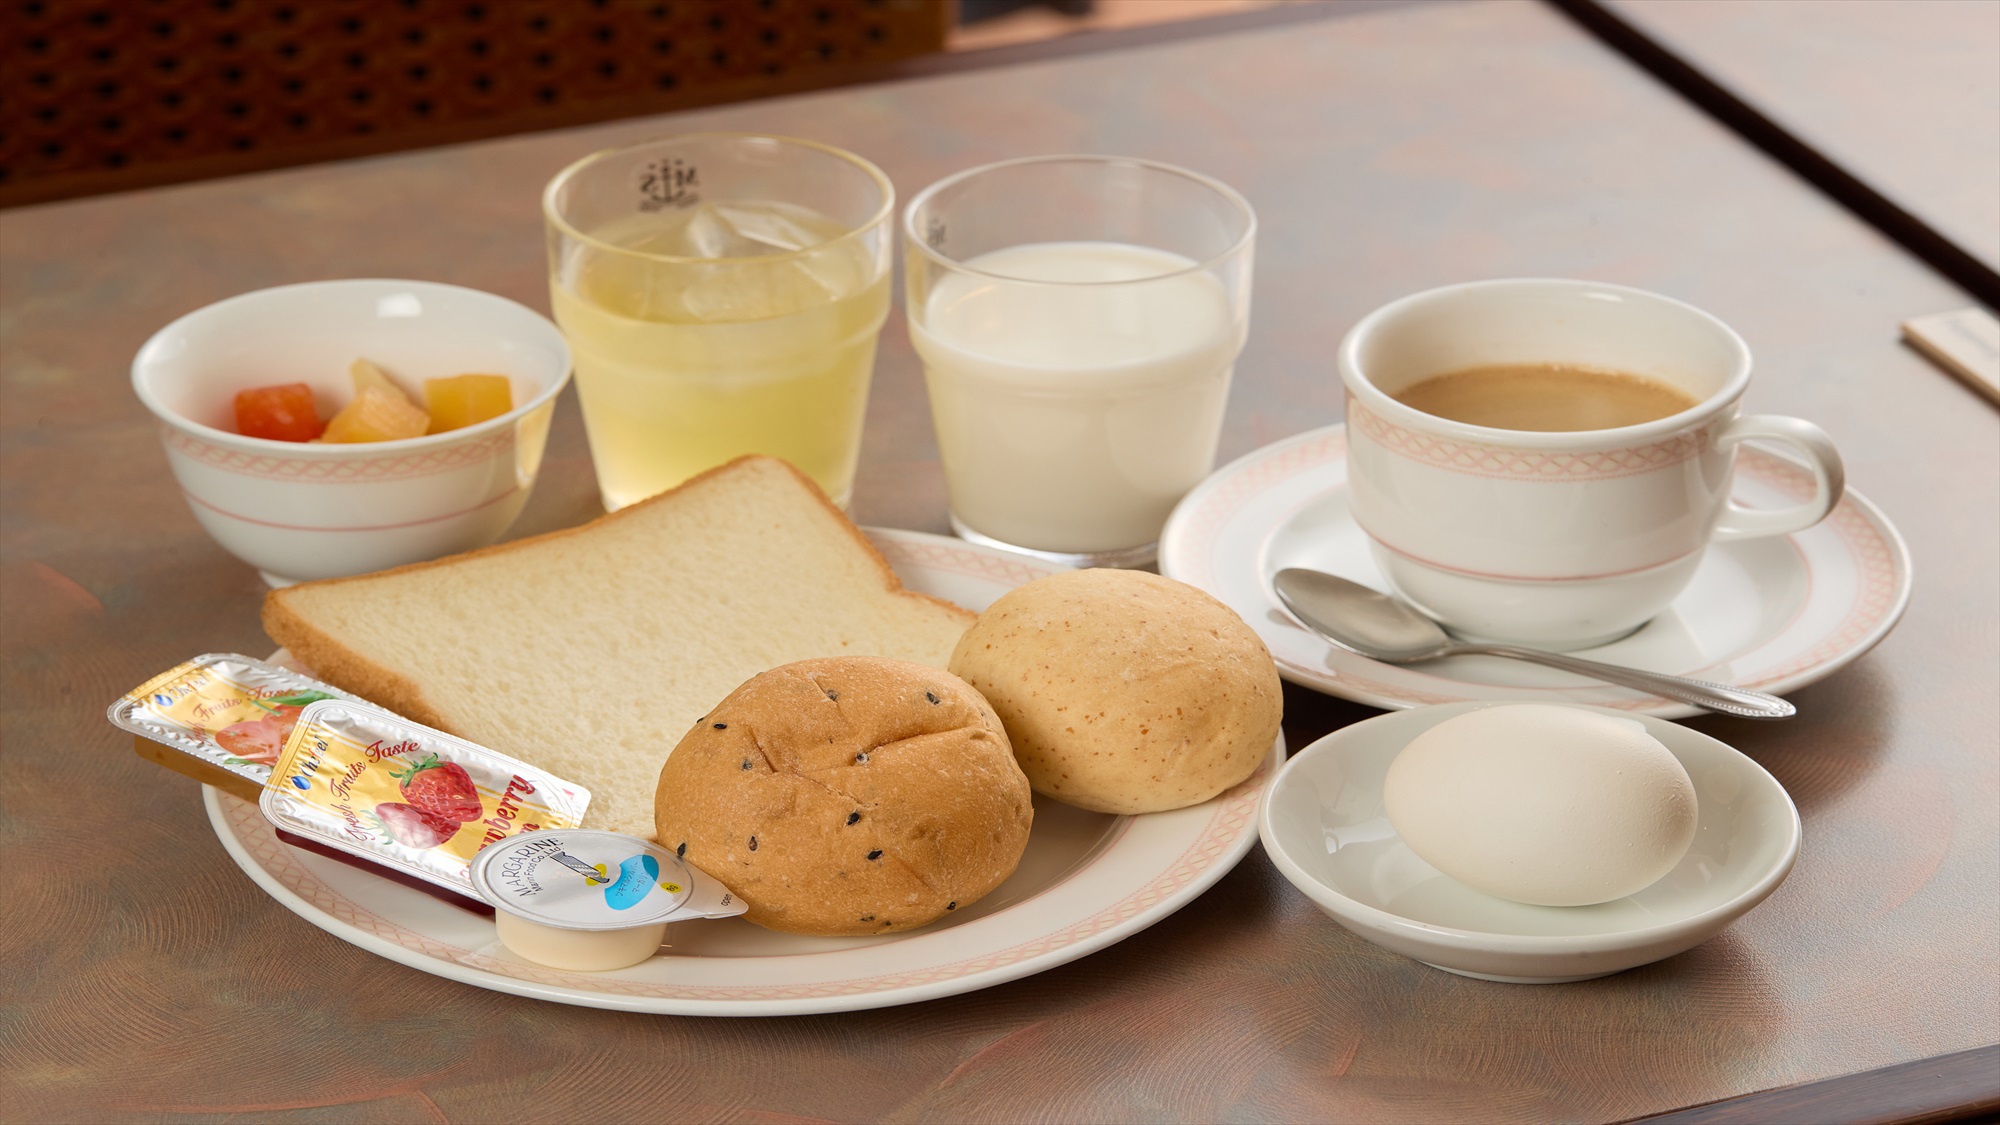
[320,359,430,442]
[234,383,324,442]
[227,358,514,443]
[424,374,514,434]
[133,277,572,585]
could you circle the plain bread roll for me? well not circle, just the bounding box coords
[949,569,1282,814]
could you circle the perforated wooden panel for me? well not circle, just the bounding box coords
[1,0,949,205]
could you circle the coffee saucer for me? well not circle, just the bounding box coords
[1159,424,1911,719]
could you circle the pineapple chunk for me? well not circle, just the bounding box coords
[424,374,514,434]
[349,358,419,402]
[321,386,431,443]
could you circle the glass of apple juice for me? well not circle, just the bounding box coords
[543,134,893,511]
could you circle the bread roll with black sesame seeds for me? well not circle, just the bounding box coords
[949,569,1282,814]
[654,657,1032,936]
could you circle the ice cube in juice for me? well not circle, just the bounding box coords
[550,201,887,511]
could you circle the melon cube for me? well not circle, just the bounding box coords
[424,374,514,434]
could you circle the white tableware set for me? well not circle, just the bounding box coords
[131,142,1910,1001]
[1159,278,1905,982]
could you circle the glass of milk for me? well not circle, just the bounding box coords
[904,156,1255,567]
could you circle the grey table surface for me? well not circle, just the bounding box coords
[4,1,1997,1121]
[1610,0,2000,273]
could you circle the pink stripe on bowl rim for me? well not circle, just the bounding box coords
[165,425,517,483]
[184,485,520,532]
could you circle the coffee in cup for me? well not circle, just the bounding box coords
[1391,363,1701,432]
[1337,279,1844,650]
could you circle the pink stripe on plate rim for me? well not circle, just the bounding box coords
[219,754,1270,1001]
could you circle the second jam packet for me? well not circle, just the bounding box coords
[263,700,593,901]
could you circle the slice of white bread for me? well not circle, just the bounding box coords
[261,456,975,840]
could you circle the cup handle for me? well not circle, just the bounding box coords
[1710,415,1846,542]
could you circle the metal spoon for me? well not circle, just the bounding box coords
[1271,567,1795,720]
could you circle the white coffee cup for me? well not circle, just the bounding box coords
[1338,278,1844,650]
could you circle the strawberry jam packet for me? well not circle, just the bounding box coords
[262,700,591,901]
[109,653,366,802]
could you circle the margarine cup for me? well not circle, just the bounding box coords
[1338,279,1845,650]
[469,829,745,972]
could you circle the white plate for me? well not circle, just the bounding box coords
[1259,702,1800,983]
[1160,424,1912,718]
[204,528,1282,1016]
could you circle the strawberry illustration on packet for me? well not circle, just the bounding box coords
[214,697,323,766]
[365,754,486,850]
[370,802,463,849]
[391,754,484,822]
[262,700,592,901]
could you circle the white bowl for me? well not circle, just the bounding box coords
[133,279,572,585]
[1259,702,1800,983]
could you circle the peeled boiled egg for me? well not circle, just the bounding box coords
[1382,704,1698,907]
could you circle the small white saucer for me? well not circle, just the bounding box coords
[1160,424,1912,718]
[1259,702,1801,983]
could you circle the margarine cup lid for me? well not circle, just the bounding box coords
[469,829,741,931]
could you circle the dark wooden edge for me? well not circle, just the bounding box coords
[1546,0,2000,311]
[0,0,1414,212]
[892,0,1418,78]
[1631,1044,2000,1125]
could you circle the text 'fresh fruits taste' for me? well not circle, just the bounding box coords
[283,728,543,852]
[364,738,422,761]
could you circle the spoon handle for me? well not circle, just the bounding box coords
[1452,644,1796,720]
